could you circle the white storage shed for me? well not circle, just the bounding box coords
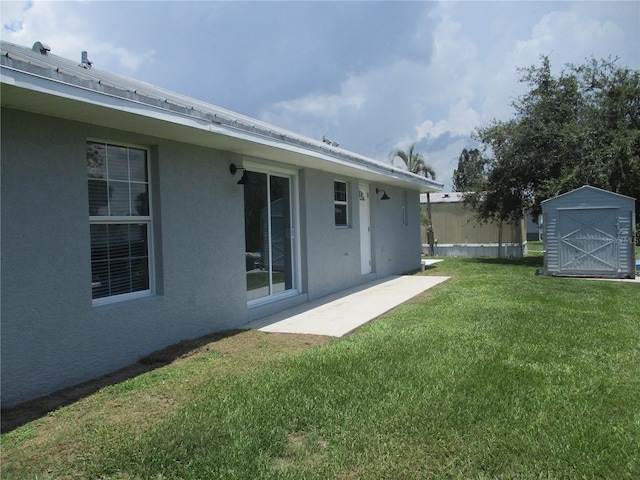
[542,186,636,278]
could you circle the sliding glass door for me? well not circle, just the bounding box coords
[243,170,295,302]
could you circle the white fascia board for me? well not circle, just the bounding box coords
[1,65,443,192]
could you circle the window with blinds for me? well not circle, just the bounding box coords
[87,141,152,304]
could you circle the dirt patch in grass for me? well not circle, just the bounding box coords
[1,328,332,433]
[269,430,331,472]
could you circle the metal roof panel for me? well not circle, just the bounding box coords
[1,40,443,192]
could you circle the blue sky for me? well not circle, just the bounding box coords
[2,1,638,191]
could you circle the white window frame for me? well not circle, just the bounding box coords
[334,180,349,228]
[243,160,301,308]
[88,139,154,306]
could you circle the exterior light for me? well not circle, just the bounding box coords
[229,163,249,185]
[376,188,390,200]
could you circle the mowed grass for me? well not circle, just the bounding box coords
[2,250,639,479]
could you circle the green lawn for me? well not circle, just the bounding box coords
[2,252,639,479]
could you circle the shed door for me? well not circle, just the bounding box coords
[558,208,619,274]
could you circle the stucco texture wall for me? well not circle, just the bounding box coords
[2,108,425,407]
[301,170,362,300]
[373,188,422,277]
[1,108,248,407]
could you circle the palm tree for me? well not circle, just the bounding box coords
[389,143,437,254]
[388,143,436,179]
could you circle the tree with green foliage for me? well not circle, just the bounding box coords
[389,143,436,179]
[461,55,640,227]
[390,143,437,251]
[452,148,488,192]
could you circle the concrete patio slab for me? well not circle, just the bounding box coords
[421,258,443,266]
[243,275,450,337]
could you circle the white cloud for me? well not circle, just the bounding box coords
[88,42,155,71]
[266,76,367,128]
[2,0,636,193]
[2,1,57,47]
[1,1,154,71]
[416,99,480,141]
[260,58,433,153]
[426,5,478,102]
[516,11,607,69]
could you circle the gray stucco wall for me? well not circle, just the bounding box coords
[301,174,422,300]
[303,170,363,300]
[1,107,425,407]
[1,108,247,406]
[372,188,422,278]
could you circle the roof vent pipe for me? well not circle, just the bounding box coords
[80,51,92,69]
[32,41,51,55]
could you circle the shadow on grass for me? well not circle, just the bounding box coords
[1,329,245,433]
[469,256,544,268]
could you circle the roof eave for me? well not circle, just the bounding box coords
[1,58,442,193]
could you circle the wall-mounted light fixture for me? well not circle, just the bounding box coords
[376,188,390,200]
[229,163,249,185]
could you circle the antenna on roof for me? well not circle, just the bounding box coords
[32,41,51,55]
[80,51,92,69]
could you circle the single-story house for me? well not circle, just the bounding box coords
[541,185,636,278]
[420,192,526,257]
[0,40,442,407]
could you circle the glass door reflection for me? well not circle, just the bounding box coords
[244,171,293,301]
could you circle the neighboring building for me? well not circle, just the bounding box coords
[525,211,542,241]
[541,186,636,278]
[420,192,526,257]
[0,41,442,407]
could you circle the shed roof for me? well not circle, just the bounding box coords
[1,40,442,193]
[541,185,636,206]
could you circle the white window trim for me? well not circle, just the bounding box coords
[242,160,301,306]
[334,180,349,228]
[90,218,154,307]
[88,140,154,306]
